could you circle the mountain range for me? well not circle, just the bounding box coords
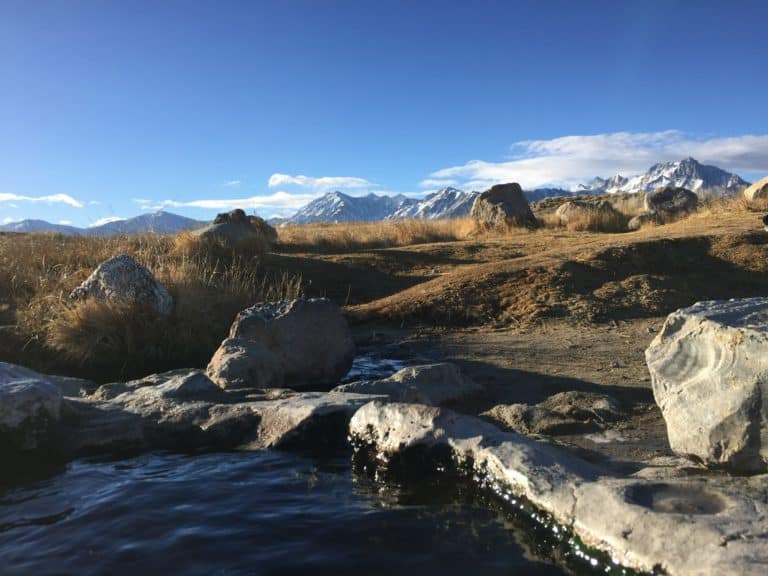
[0,211,206,236]
[0,158,751,234]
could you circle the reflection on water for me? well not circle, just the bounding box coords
[0,450,570,576]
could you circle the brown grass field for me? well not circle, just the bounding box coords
[1,195,766,384]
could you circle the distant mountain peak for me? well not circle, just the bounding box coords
[576,157,748,196]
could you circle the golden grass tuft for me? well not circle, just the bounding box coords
[277,218,480,251]
[0,232,301,382]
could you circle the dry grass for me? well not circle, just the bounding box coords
[0,233,301,382]
[277,218,480,251]
[539,210,628,233]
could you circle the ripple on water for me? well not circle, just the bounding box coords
[0,451,573,576]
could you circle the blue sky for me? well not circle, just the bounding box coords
[1,0,767,227]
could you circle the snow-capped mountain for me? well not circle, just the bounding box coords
[0,211,206,236]
[0,219,84,235]
[87,211,206,236]
[576,158,747,196]
[387,187,476,220]
[284,191,416,225]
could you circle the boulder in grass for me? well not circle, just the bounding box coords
[195,208,277,249]
[743,176,768,206]
[69,254,173,316]
[646,298,768,473]
[470,183,537,228]
[644,186,698,215]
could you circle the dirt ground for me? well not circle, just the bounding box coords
[330,208,768,473]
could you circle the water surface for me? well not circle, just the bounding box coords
[0,450,573,576]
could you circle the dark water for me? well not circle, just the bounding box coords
[0,450,578,576]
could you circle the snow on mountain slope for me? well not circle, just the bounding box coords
[387,187,476,220]
[284,191,416,225]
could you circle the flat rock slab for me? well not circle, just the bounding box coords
[349,401,768,576]
[63,369,384,455]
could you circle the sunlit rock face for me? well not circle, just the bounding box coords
[647,298,768,473]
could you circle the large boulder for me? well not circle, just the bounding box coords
[195,208,277,249]
[1,369,63,454]
[208,298,355,390]
[644,186,698,215]
[69,254,173,316]
[332,362,482,406]
[554,199,621,228]
[470,183,536,228]
[743,176,768,206]
[646,298,768,473]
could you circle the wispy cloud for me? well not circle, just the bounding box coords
[419,178,459,189]
[223,180,241,188]
[135,191,320,213]
[2,217,16,224]
[0,193,84,208]
[429,131,768,190]
[58,220,73,225]
[268,173,373,191]
[89,216,126,228]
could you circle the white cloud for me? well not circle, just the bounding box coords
[2,217,16,224]
[223,180,241,188]
[58,220,73,225]
[0,193,84,208]
[419,178,459,189]
[89,216,126,228]
[87,200,101,206]
[135,191,320,213]
[429,131,768,190]
[268,173,373,191]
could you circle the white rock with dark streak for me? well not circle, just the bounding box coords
[646,298,768,473]
[69,254,173,316]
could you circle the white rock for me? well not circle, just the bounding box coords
[1,370,62,452]
[69,254,173,316]
[646,298,768,472]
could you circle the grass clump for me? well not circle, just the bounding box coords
[277,218,479,251]
[0,233,301,382]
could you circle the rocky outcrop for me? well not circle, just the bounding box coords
[470,183,537,228]
[209,298,355,390]
[350,401,768,576]
[482,391,623,435]
[646,298,768,473]
[195,208,277,249]
[554,199,621,226]
[644,186,698,215]
[332,362,482,406]
[1,368,63,454]
[59,368,384,455]
[743,176,768,205]
[69,254,173,316]
[627,210,659,231]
